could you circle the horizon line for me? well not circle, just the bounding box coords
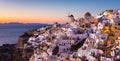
[0,22,53,24]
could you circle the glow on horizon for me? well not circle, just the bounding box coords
[0,0,120,24]
[0,17,68,24]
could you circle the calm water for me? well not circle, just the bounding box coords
[0,24,48,46]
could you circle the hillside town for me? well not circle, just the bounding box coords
[23,10,120,61]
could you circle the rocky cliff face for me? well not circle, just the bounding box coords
[14,30,38,61]
[0,30,37,61]
[0,44,16,61]
[17,31,33,48]
[0,24,50,61]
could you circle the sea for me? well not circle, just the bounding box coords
[0,23,49,46]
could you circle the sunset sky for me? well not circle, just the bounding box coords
[0,0,120,24]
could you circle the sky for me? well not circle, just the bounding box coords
[0,0,120,24]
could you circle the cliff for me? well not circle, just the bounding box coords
[0,30,38,61]
[0,44,16,61]
[17,30,34,48]
[14,30,40,61]
[0,23,50,61]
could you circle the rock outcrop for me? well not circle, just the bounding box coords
[0,30,40,61]
[14,30,35,61]
[0,44,16,61]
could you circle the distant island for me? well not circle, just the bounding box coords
[0,22,23,24]
[0,22,50,25]
[6,22,24,24]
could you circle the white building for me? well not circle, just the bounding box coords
[68,14,75,22]
[97,22,104,30]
